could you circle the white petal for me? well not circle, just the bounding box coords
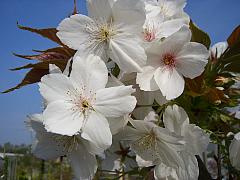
[27,114,66,160]
[174,11,190,24]
[154,140,184,169]
[43,100,83,136]
[178,152,199,180]
[156,25,191,55]
[32,137,65,161]
[70,55,108,91]
[145,2,163,20]
[49,64,62,74]
[131,139,157,162]
[154,153,199,180]
[63,58,72,76]
[144,111,158,123]
[176,42,209,79]
[26,114,45,134]
[112,0,145,33]
[39,73,75,103]
[154,163,178,180]
[229,132,240,170]
[157,18,186,38]
[154,67,185,100]
[154,127,185,152]
[109,35,146,73]
[87,0,112,20]
[82,139,105,156]
[130,120,156,134]
[136,155,154,167]
[182,124,210,155]
[145,41,166,67]
[137,66,159,91]
[94,86,136,117]
[107,115,129,135]
[211,41,228,58]
[121,126,143,141]
[81,111,112,151]
[129,122,184,165]
[57,14,94,50]
[163,105,189,135]
[147,0,186,20]
[68,143,97,180]
[132,130,183,166]
[162,0,186,18]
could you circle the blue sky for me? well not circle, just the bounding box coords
[0,0,239,145]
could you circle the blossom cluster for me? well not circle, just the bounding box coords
[22,0,239,179]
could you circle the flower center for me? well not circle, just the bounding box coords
[143,21,156,42]
[53,135,80,153]
[82,100,90,109]
[100,28,110,40]
[67,88,96,115]
[77,97,94,114]
[163,53,175,67]
[137,130,156,150]
[98,25,114,42]
[144,30,156,42]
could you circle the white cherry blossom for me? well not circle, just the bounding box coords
[137,26,209,100]
[39,54,137,152]
[26,114,98,180]
[142,15,187,44]
[155,104,210,180]
[123,119,185,169]
[145,0,188,21]
[141,0,190,47]
[163,105,210,155]
[57,0,147,73]
[130,105,209,180]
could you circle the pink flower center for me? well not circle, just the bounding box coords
[162,53,175,67]
[144,31,156,42]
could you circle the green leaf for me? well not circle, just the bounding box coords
[189,20,211,49]
[111,63,120,77]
